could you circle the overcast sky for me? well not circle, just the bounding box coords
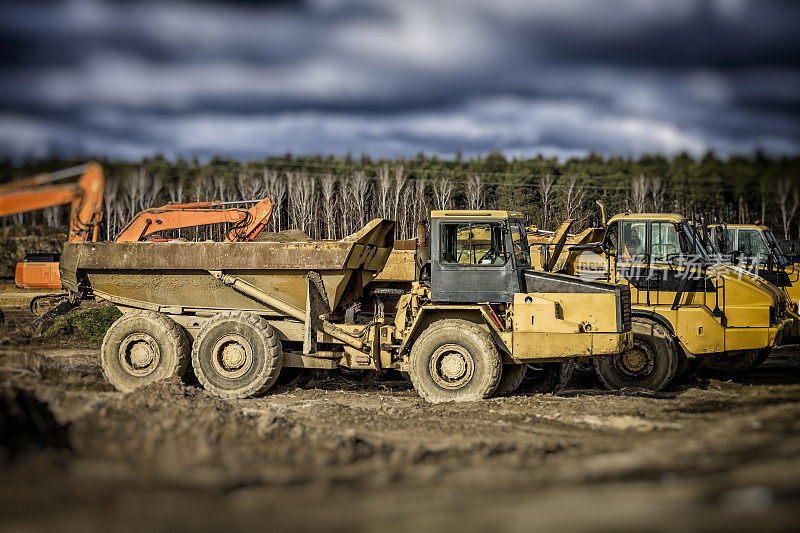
[0,0,798,161]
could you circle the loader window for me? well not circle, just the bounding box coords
[620,221,647,262]
[712,227,735,254]
[651,222,681,262]
[440,222,505,265]
[738,229,769,259]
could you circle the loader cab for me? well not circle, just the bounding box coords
[429,211,531,303]
[601,214,712,291]
[708,224,794,287]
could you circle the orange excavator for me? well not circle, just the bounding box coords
[0,162,105,290]
[114,197,274,243]
[1,161,273,319]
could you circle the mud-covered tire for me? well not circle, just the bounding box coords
[409,319,502,403]
[494,364,527,396]
[594,318,678,392]
[191,311,282,399]
[701,349,760,375]
[520,360,575,394]
[101,311,190,392]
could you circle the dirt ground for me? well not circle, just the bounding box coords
[1,304,800,532]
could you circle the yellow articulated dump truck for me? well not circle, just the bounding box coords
[706,223,800,348]
[60,211,632,403]
[529,212,791,392]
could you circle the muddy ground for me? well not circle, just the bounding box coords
[1,304,800,532]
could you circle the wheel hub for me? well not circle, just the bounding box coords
[430,344,474,390]
[616,344,654,377]
[212,334,253,379]
[119,333,160,377]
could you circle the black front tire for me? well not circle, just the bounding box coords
[594,318,678,392]
[409,319,502,403]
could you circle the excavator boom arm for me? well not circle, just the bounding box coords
[0,161,104,243]
[114,197,274,242]
[0,184,78,217]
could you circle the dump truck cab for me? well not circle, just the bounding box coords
[429,210,532,302]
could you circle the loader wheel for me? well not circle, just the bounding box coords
[701,349,760,375]
[101,311,190,392]
[192,312,283,399]
[409,319,502,403]
[494,364,527,396]
[594,318,678,392]
[520,360,575,394]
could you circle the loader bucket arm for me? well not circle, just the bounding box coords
[544,219,574,272]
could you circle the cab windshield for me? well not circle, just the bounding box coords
[509,220,531,267]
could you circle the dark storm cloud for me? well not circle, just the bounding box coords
[0,0,798,160]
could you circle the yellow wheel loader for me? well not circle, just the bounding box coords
[529,212,791,391]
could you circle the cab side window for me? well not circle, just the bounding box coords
[738,229,768,257]
[440,222,505,265]
[651,222,681,262]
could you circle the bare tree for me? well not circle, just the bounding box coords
[375,164,392,219]
[344,171,370,234]
[168,179,185,205]
[559,175,588,229]
[320,172,338,239]
[43,205,61,228]
[146,175,163,209]
[775,177,799,239]
[538,173,556,229]
[631,174,649,212]
[648,176,666,212]
[237,171,263,201]
[103,177,120,240]
[464,173,484,210]
[287,172,317,236]
[391,165,407,221]
[262,169,286,232]
[123,168,149,222]
[433,176,453,210]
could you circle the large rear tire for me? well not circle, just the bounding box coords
[192,312,283,399]
[101,311,190,392]
[594,318,678,392]
[409,319,502,403]
[494,364,527,396]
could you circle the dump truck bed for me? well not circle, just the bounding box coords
[60,219,394,315]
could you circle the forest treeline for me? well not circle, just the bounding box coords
[1,151,799,241]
